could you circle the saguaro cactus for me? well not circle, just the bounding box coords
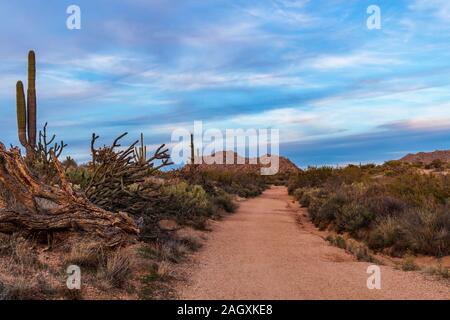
[27,50,37,149]
[16,50,37,159]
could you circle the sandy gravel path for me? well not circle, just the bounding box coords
[176,186,450,300]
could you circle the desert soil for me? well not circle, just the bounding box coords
[176,186,450,300]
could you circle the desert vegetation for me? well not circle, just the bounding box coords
[289,161,450,258]
[0,51,266,300]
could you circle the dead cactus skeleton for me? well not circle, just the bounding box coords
[0,143,138,247]
[85,132,173,213]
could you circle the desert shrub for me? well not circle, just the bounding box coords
[294,163,450,257]
[334,235,347,249]
[161,182,213,223]
[402,255,419,271]
[368,216,402,250]
[335,203,373,235]
[65,166,92,190]
[315,193,346,225]
[298,188,322,208]
[288,167,334,192]
[188,169,267,198]
[292,188,305,201]
[306,193,327,220]
[345,239,374,262]
[212,191,238,213]
[140,239,189,263]
[364,194,408,217]
[397,207,450,256]
[426,159,445,170]
[385,171,450,207]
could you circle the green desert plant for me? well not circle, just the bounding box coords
[16,50,37,159]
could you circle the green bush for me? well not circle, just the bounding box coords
[65,166,92,190]
[335,203,373,234]
[190,170,268,198]
[162,182,212,220]
[213,192,238,213]
[315,193,346,224]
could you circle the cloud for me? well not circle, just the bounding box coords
[282,121,450,167]
[306,52,403,70]
[39,70,107,99]
[410,0,450,21]
[379,117,450,132]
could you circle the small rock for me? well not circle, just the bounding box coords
[158,219,179,231]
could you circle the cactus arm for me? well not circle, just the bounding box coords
[16,81,28,148]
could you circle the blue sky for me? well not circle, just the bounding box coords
[1,0,450,167]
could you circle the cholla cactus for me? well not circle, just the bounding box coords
[16,50,37,158]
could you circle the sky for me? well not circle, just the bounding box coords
[0,0,450,167]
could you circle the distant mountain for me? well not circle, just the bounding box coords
[399,150,450,164]
[185,151,301,175]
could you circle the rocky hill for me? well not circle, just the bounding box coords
[399,150,450,164]
[185,151,301,175]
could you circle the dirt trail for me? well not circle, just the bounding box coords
[176,186,450,300]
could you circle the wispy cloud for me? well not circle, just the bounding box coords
[306,52,403,70]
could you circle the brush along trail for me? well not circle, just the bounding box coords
[176,186,449,300]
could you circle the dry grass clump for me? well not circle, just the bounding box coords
[142,261,173,283]
[325,235,377,263]
[64,242,105,269]
[101,250,132,288]
[64,241,134,289]
[0,234,39,274]
[139,239,190,263]
[0,275,57,300]
[401,255,419,271]
[423,264,449,280]
[0,277,37,300]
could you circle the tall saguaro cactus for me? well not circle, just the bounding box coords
[27,50,37,149]
[16,50,37,159]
